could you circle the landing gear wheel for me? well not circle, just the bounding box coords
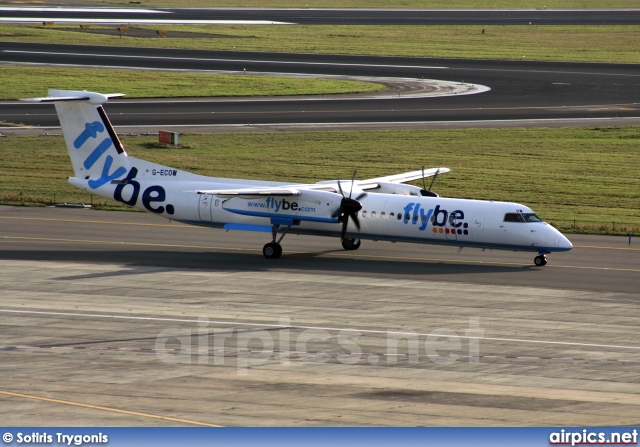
[534,254,547,266]
[263,242,282,259]
[341,238,361,251]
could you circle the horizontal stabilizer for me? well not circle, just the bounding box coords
[21,92,125,105]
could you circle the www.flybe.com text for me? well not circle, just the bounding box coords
[248,198,316,213]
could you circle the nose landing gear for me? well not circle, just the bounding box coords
[534,253,548,266]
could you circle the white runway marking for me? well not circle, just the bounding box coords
[0,7,167,13]
[0,19,294,25]
[1,308,639,351]
[3,50,449,70]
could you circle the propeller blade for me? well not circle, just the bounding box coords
[334,170,364,238]
[355,192,367,201]
[349,168,357,199]
[428,168,441,192]
[337,180,345,198]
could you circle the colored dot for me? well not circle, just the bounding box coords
[463,230,468,235]
[439,228,444,233]
[463,223,468,228]
[457,229,462,235]
[432,228,438,233]
[445,228,449,234]
[166,204,175,215]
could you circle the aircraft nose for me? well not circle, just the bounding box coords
[558,233,573,251]
[545,227,572,251]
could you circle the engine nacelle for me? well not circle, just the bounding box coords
[372,182,424,196]
[222,189,343,223]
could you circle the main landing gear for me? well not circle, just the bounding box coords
[534,253,548,266]
[262,223,291,259]
[262,225,364,258]
[263,242,283,259]
[341,238,361,251]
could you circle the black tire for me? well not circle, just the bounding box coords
[534,255,547,266]
[263,242,282,259]
[341,238,361,251]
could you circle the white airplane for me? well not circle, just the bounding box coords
[23,89,572,266]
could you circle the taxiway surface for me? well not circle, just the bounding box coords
[1,206,638,426]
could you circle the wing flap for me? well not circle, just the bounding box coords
[193,187,301,198]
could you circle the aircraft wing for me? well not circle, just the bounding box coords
[360,167,451,187]
[194,168,450,197]
[193,187,301,198]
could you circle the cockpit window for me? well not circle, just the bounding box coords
[522,213,542,222]
[504,213,543,223]
[504,213,525,222]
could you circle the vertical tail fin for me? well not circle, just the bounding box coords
[21,89,130,190]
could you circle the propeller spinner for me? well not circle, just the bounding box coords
[331,170,367,239]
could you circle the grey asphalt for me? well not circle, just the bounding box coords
[2,43,640,129]
[1,206,638,426]
[1,7,639,25]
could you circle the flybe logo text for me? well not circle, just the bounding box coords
[75,121,127,189]
[403,203,469,235]
[114,167,175,215]
[248,197,316,213]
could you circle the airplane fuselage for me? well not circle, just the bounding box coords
[25,89,572,265]
[68,160,572,255]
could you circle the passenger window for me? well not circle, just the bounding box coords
[362,211,367,218]
[371,211,377,218]
[412,214,418,223]
[389,212,394,219]
[405,213,411,221]
[397,213,402,220]
[380,212,386,218]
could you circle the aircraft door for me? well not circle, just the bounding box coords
[471,213,485,241]
[198,194,213,221]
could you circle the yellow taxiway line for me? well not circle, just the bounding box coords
[0,390,223,427]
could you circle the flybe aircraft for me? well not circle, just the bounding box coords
[23,90,572,266]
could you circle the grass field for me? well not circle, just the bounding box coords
[2,126,639,235]
[2,4,638,236]
[2,24,640,63]
[0,66,385,101]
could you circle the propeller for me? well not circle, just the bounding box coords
[420,166,440,197]
[331,169,367,239]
